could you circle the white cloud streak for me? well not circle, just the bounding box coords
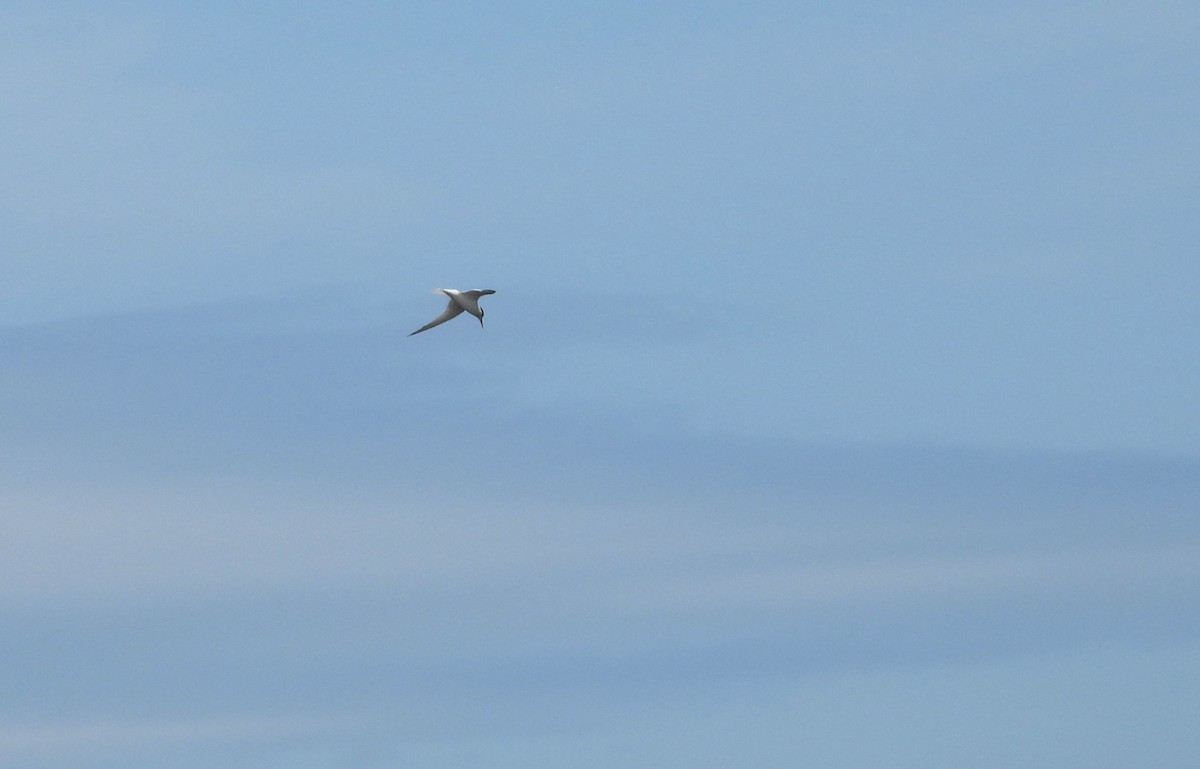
[0,711,370,766]
[619,542,1200,615]
[4,477,1196,623]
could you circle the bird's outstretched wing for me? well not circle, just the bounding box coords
[408,299,465,336]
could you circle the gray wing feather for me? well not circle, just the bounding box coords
[408,300,465,336]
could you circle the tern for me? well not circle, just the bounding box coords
[408,288,497,336]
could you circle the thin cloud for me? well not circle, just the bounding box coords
[0,711,371,766]
[617,542,1200,615]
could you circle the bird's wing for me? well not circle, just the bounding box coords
[408,300,465,336]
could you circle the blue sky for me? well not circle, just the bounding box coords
[2,2,1198,767]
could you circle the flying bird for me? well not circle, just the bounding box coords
[408,288,497,336]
